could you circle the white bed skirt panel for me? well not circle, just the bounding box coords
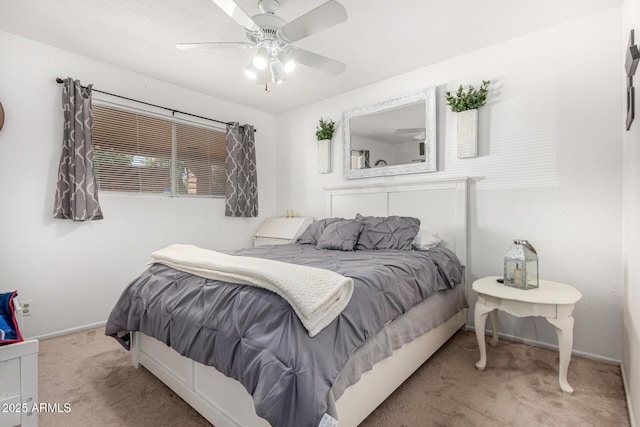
[132,309,465,427]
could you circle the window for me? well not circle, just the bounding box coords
[92,104,226,197]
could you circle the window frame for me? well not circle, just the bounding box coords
[92,99,227,199]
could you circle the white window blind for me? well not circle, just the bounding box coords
[92,104,226,197]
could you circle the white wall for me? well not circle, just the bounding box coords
[0,31,277,338]
[276,8,623,361]
[622,0,640,423]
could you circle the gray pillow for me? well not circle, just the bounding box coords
[316,219,363,251]
[296,217,344,245]
[354,214,420,250]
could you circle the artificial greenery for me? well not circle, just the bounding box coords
[315,118,336,141]
[445,80,491,112]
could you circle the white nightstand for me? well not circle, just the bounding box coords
[253,217,313,247]
[472,276,582,393]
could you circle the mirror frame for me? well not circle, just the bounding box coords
[343,87,436,179]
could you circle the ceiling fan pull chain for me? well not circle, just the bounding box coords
[265,62,271,92]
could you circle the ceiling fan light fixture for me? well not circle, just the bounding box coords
[253,47,269,70]
[244,63,259,80]
[277,51,296,73]
[269,60,285,84]
[283,60,296,73]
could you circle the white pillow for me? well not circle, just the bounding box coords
[413,228,441,250]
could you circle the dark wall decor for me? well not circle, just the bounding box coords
[0,102,4,132]
[626,29,640,131]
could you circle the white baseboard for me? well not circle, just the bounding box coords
[28,321,107,341]
[464,325,620,365]
[621,362,637,427]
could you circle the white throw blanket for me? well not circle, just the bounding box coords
[150,244,354,337]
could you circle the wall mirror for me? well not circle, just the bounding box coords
[343,87,436,179]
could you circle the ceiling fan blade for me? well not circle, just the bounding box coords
[290,48,346,76]
[279,0,347,42]
[210,0,260,32]
[176,41,253,50]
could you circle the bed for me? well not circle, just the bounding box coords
[106,178,469,427]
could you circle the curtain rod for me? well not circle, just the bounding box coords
[55,77,256,131]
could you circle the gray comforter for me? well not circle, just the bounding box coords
[105,243,463,427]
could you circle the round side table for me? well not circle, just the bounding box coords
[472,276,582,393]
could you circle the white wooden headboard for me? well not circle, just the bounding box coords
[324,178,468,267]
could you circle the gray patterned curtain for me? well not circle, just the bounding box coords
[225,122,258,217]
[53,78,103,221]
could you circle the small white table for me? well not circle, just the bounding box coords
[472,276,582,393]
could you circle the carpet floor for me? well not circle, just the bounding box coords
[36,327,630,426]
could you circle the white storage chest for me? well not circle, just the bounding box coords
[0,297,38,427]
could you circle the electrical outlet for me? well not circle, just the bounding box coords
[21,300,32,316]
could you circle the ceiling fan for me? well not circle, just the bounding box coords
[395,128,426,141]
[177,0,348,91]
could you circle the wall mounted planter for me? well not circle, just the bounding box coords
[318,139,331,173]
[456,109,478,159]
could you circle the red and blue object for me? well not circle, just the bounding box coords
[0,290,23,345]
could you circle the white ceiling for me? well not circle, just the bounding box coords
[0,0,622,115]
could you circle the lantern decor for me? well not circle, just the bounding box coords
[503,240,539,290]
